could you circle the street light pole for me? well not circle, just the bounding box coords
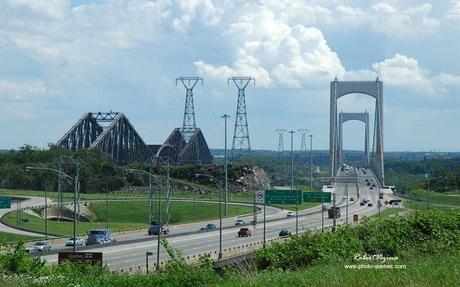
[26,163,79,251]
[221,114,230,217]
[196,173,223,259]
[128,168,162,269]
[309,134,314,192]
[288,130,298,235]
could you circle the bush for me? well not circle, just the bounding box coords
[255,211,460,270]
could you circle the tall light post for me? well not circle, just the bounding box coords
[221,114,230,216]
[128,168,162,269]
[288,130,298,235]
[309,134,314,192]
[26,163,80,252]
[195,173,223,259]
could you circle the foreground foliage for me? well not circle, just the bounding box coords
[0,211,459,286]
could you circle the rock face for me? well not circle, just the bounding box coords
[118,166,271,195]
[230,166,270,193]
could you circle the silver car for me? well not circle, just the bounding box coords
[32,240,52,253]
[66,236,84,247]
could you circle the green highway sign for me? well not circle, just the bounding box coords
[304,192,332,203]
[265,190,302,205]
[0,197,12,209]
[146,251,153,256]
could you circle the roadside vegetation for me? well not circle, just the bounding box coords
[2,201,255,236]
[0,211,459,286]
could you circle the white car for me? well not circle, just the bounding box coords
[32,241,52,253]
[286,211,295,217]
[66,236,84,247]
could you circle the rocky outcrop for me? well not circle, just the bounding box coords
[230,166,270,193]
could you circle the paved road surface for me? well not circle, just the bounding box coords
[42,166,392,270]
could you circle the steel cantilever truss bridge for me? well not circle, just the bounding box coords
[57,112,213,165]
[57,112,150,165]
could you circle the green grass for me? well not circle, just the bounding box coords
[368,207,407,218]
[403,200,460,212]
[0,188,256,203]
[404,189,460,206]
[2,201,254,236]
[270,202,319,211]
[220,253,460,287]
[0,231,42,243]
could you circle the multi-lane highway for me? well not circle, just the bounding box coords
[39,166,391,271]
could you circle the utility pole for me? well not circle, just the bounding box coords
[176,77,203,142]
[346,183,349,224]
[222,114,230,216]
[58,156,63,220]
[275,129,287,163]
[148,167,153,224]
[288,130,298,235]
[309,134,314,192]
[297,129,309,164]
[332,193,337,232]
[228,76,255,161]
[106,181,109,229]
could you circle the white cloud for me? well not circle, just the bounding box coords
[372,53,434,93]
[172,0,224,31]
[0,80,47,118]
[446,0,460,20]
[434,73,460,86]
[0,80,46,100]
[195,6,345,87]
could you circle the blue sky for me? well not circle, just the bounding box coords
[0,0,459,152]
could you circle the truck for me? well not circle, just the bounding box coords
[85,229,114,246]
[328,207,341,219]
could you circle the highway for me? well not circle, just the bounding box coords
[41,166,392,271]
[0,196,48,236]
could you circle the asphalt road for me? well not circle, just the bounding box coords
[42,166,391,271]
[0,196,48,236]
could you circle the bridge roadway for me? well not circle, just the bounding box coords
[42,167,392,270]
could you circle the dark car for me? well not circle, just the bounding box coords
[368,202,373,207]
[148,224,169,235]
[350,197,355,201]
[279,229,291,237]
[370,187,374,190]
[200,223,217,232]
[238,228,252,237]
[360,201,366,206]
[366,182,370,186]
[328,207,341,219]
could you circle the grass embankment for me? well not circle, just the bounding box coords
[2,201,254,236]
[0,231,41,243]
[402,189,460,207]
[1,211,459,287]
[368,207,407,218]
[0,188,256,203]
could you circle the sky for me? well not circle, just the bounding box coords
[0,0,459,152]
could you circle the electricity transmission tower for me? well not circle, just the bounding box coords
[275,129,287,161]
[228,76,255,161]
[176,77,203,142]
[298,129,309,164]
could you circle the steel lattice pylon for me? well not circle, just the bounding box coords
[298,129,309,164]
[176,77,203,142]
[275,129,287,162]
[228,76,255,161]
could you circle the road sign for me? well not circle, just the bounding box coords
[146,251,153,256]
[58,252,103,265]
[384,200,388,205]
[0,197,12,209]
[264,190,302,205]
[353,214,359,222]
[303,192,331,203]
[255,190,265,204]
